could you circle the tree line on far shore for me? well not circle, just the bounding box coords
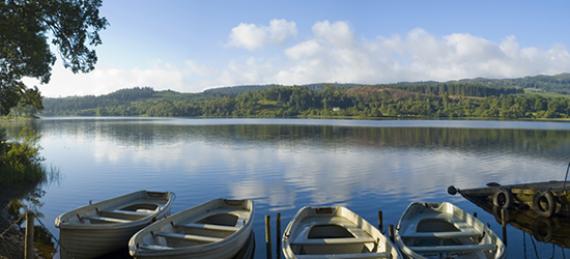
[42,83,570,119]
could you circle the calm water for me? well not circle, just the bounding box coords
[5,117,570,258]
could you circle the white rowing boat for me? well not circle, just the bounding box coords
[55,190,174,259]
[283,206,401,258]
[128,199,254,259]
[396,202,504,259]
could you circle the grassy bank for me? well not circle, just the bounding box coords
[0,115,38,121]
[0,127,45,184]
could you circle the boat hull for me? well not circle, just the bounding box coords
[56,190,173,259]
[396,202,504,259]
[129,199,254,259]
[282,206,401,259]
[60,225,145,259]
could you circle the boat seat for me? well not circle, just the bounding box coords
[119,208,153,215]
[100,209,150,218]
[179,223,240,232]
[453,222,471,229]
[83,215,132,224]
[140,244,174,250]
[346,227,368,237]
[155,232,224,243]
[292,236,376,246]
[402,229,481,239]
[408,243,496,253]
[295,252,391,258]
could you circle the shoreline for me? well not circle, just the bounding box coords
[0,116,37,122]
[32,115,570,123]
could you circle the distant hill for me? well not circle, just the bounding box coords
[199,74,570,96]
[201,83,366,96]
[455,73,570,93]
[42,74,570,119]
[202,85,276,96]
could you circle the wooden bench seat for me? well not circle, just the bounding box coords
[177,223,239,232]
[99,209,149,219]
[140,244,174,250]
[83,215,132,224]
[292,236,375,246]
[402,229,481,239]
[155,232,223,243]
[409,243,496,253]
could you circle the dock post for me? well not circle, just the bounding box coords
[24,210,35,259]
[276,213,281,259]
[388,224,395,243]
[501,208,508,246]
[377,209,384,233]
[265,215,272,259]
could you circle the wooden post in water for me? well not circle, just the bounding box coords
[276,213,281,259]
[501,208,508,246]
[377,209,384,233]
[265,215,272,259]
[24,210,35,259]
[388,224,395,243]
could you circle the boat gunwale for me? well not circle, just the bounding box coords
[55,190,174,230]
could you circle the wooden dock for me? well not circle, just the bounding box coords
[449,180,570,218]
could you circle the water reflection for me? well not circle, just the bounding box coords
[36,119,570,203]
[37,119,570,161]
[0,121,57,258]
[4,118,570,258]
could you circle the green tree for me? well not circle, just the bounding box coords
[0,0,108,115]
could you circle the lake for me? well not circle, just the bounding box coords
[3,117,570,258]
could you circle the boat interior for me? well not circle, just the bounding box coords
[289,207,392,258]
[399,203,497,258]
[140,200,251,250]
[73,191,170,225]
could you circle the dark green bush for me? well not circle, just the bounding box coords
[0,128,45,183]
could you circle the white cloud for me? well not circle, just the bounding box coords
[312,20,353,47]
[269,19,298,43]
[34,20,570,97]
[276,24,570,85]
[227,19,297,50]
[285,40,320,60]
[29,60,216,97]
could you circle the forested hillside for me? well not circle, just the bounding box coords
[42,74,570,119]
[457,73,570,94]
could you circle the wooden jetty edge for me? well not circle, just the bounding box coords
[448,183,570,248]
[449,180,570,218]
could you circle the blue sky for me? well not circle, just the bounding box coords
[36,0,570,97]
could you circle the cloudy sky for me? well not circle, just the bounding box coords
[34,0,570,97]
